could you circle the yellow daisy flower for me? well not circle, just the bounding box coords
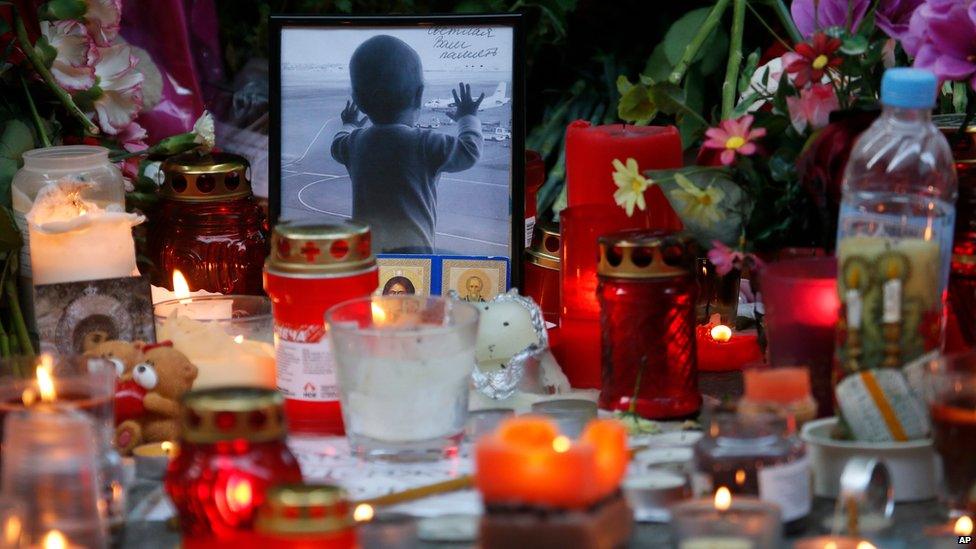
[668,173,726,227]
[612,158,653,217]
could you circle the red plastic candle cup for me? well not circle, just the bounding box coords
[264,221,378,436]
[761,257,838,417]
[565,121,683,222]
[596,231,701,419]
[523,223,561,325]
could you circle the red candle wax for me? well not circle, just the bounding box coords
[565,121,683,231]
[743,367,812,404]
[695,325,762,372]
[579,419,629,499]
[475,417,601,509]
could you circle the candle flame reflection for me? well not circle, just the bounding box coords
[734,469,746,486]
[824,543,838,549]
[354,503,374,522]
[42,530,67,549]
[714,486,731,511]
[3,515,20,546]
[172,270,191,302]
[371,302,387,324]
[36,355,56,402]
[552,436,571,453]
[225,476,253,513]
[233,335,244,344]
[955,516,974,536]
[710,324,732,343]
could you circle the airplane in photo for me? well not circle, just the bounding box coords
[424,82,510,112]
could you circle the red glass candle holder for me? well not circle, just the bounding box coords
[254,484,359,549]
[525,150,545,222]
[523,222,560,325]
[760,257,838,417]
[166,388,303,545]
[148,152,268,295]
[596,230,701,419]
[264,221,378,436]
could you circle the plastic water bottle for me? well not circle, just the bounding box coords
[835,68,957,376]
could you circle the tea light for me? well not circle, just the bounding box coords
[622,467,691,522]
[132,441,178,480]
[670,487,781,549]
[32,529,83,549]
[696,325,762,372]
[792,536,877,549]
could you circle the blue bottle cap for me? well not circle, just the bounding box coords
[881,68,938,109]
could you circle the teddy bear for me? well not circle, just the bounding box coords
[103,341,198,454]
[84,339,146,378]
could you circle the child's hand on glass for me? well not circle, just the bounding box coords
[448,83,485,121]
[341,100,368,127]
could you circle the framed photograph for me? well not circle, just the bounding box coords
[376,256,433,296]
[269,14,525,287]
[441,258,508,302]
[34,276,156,355]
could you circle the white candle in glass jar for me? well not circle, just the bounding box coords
[27,179,143,285]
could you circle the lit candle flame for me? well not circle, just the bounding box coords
[233,335,244,344]
[714,486,731,511]
[161,441,175,457]
[824,543,838,549]
[172,270,191,302]
[855,542,876,549]
[42,530,67,549]
[710,324,732,343]
[353,503,374,522]
[955,516,974,536]
[552,435,571,453]
[3,515,20,546]
[36,355,56,402]
[734,469,746,486]
[371,302,387,324]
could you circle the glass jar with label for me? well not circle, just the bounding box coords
[694,409,811,533]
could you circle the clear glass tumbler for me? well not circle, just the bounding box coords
[926,353,976,516]
[326,296,479,461]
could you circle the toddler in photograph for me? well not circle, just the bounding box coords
[331,35,485,254]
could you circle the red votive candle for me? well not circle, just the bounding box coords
[565,121,683,230]
[696,324,762,372]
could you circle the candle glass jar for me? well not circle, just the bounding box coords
[670,494,782,549]
[154,295,275,390]
[166,387,303,543]
[695,258,741,327]
[148,152,268,295]
[2,408,108,547]
[597,230,701,419]
[0,355,125,530]
[760,257,839,418]
[938,115,976,346]
[523,222,561,325]
[265,221,378,436]
[694,410,811,532]
[326,295,479,461]
[925,353,976,515]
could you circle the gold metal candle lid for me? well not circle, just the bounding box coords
[180,387,287,444]
[526,222,560,270]
[255,484,354,535]
[266,220,375,276]
[160,152,252,201]
[597,230,695,279]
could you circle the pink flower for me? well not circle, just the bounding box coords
[702,115,766,166]
[39,20,96,92]
[118,121,148,153]
[707,241,765,276]
[92,43,144,135]
[707,241,745,276]
[85,0,122,46]
[786,84,840,133]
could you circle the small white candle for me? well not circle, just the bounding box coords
[151,271,229,317]
[27,179,143,285]
[671,487,782,549]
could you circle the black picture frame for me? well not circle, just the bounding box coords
[269,13,526,288]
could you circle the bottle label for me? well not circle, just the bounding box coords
[274,324,339,402]
[758,455,811,522]
[835,369,929,442]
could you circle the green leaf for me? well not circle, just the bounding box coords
[738,48,761,94]
[642,43,672,85]
[615,74,634,96]
[0,119,38,209]
[663,7,728,76]
[38,0,87,20]
[0,206,22,254]
[841,34,868,55]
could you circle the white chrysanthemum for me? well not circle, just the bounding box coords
[92,44,144,135]
[40,20,95,92]
[192,111,215,151]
